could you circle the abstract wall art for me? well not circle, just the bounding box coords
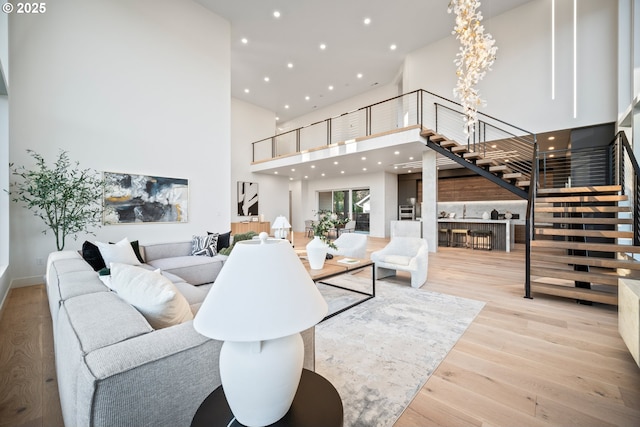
[103,172,189,224]
[237,181,259,216]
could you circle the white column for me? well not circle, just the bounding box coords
[422,150,437,253]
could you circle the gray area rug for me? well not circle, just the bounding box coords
[315,275,485,427]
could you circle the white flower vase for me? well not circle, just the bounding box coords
[306,236,328,270]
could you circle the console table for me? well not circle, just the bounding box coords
[230,221,270,235]
[191,369,343,427]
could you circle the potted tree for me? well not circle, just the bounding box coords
[9,149,105,251]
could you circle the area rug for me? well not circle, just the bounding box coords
[315,275,485,427]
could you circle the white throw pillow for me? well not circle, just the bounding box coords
[109,263,193,329]
[96,237,141,267]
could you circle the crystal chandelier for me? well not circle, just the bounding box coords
[448,0,498,135]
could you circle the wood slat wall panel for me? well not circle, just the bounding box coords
[439,176,521,202]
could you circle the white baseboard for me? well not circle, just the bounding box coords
[11,275,45,288]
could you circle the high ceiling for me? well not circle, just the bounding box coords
[196,0,534,124]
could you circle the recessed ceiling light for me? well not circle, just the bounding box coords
[363,17,371,25]
[548,136,556,140]
[394,166,398,169]
[328,85,334,91]
[304,175,308,179]
[284,105,289,109]
[357,73,363,79]
[363,168,367,171]
[341,171,345,174]
[311,165,316,169]
[289,177,293,181]
[549,146,555,150]
[394,151,400,155]
[241,38,248,44]
[549,154,555,158]
[244,88,250,93]
[361,156,366,160]
[273,10,281,18]
[275,116,280,121]
[264,76,270,82]
[319,43,327,50]
[491,144,497,148]
[305,96,310,101]
[287,62,293,68]
[377,161,382,165]
[333,161,339,165]
[390,44,397,50]
[409,157,414,160]
[408,170,412,173]
[321,173,325,177]
[291,168,295,172]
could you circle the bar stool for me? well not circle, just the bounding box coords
[470,229,492,250]
[438,228,450,247]
[450,229,469,248]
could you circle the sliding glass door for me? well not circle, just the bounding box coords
[317,188,370,233]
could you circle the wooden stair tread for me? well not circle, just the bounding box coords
[489,165,511,173]
[451,145,468,153]
[531,239,640,253]
[476,158,498,166]
[463,152,482,159]
[534,216,632,225]
[536,195,628,203]
[517,180,530,187]
[530,267,621,286]
[534,228,634,239]
[530,252,640,270]
[503,173,523,179]
[535,206,629,213]
[430,134,447,142]
[420,128,435,138]
[439,140,457,148]
[529,282,618,305]
[537,185,622,195]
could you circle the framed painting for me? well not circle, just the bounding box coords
[237,181,259,216]
[103,172,189,224]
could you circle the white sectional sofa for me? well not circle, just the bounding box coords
[45,242,316,427]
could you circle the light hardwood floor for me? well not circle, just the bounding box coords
[1,234,639,427]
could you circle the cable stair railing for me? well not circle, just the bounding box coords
[524,131,640,306]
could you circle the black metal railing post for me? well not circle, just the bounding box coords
[525,139,538,299]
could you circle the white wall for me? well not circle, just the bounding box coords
[404,0,618,133]
[9,0,231,284]
[230,98,290,228]
[0,8,9,308]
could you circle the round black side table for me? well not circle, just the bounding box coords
[191,369,343,427]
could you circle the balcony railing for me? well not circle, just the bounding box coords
[251,89,536,168]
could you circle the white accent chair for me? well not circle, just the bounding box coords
[327,233,368,259]
[338,220,356,235]
[370,237,428,288]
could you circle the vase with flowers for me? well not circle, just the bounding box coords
[306,210,350,269]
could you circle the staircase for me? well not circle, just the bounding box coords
[530,185,640,305]
[421,125,640,307]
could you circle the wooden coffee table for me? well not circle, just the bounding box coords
[299,256,375,321]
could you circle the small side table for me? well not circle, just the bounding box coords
[191,369,343,427]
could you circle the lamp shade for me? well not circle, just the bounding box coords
[272,215,291,230]
[194,233,327,342]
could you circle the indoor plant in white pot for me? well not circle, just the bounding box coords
[306,210,349,269]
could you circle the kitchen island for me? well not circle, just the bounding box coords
[437,218,521,252]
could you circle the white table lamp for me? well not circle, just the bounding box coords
[193,232,327,427]
[272,215,291,240]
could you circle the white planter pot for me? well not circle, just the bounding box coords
[306,236,328,270]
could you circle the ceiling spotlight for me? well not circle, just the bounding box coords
[390,44,397,50]
[274,171,278,174]
[275,116,280,121]
[333,161,338,165]
[549,146,555,150]
[409,157,414,160]
[264,76,270,82]
[408,170,412,173]
[241,38,248,44]
[394,151,400,155]
[328,85,334,91]
[363,168,367,171]
[304,175,308,179]
[287,62,293,68]
[357,73,363,79]
[361,156,367,160]
[377,161,382,165]
[311,165,316,169]
[319,43,327,50]
[321,173,325,177]
[549,154,555,158]
[273,10,281,18]
[394,166,398,169]
[291,168,295,172]
[244,88,250,93]
[305,96,310,101]
[284,105,289,109]
[341,171,345,174]
[548,136,556,140]
[491,144,497,148]
[364,17,371,25]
